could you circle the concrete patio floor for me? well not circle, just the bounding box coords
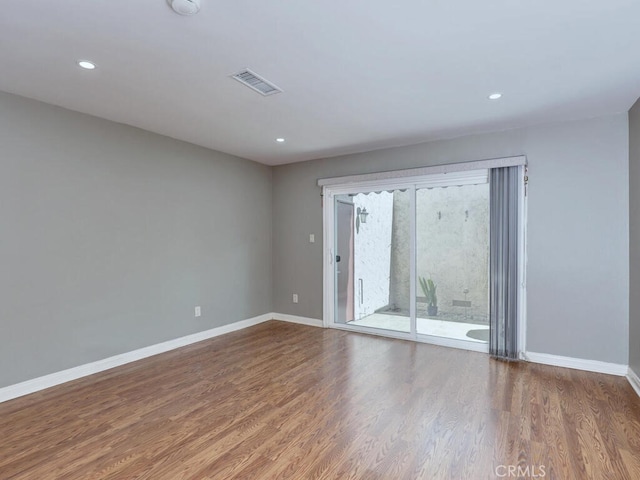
[349,313,489,343]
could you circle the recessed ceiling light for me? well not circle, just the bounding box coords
[488,93,502,100]
[77,60,96,70]
[276,138,285,143]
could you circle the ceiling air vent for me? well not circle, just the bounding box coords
[231,69,282,96]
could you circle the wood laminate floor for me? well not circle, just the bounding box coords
[1,321,640,479]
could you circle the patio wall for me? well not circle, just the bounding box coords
[352,192,394,320]
[389,185,490,320]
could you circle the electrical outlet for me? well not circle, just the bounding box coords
[292,294,299,304]
[309,234,315,243]
[194,306,202,317]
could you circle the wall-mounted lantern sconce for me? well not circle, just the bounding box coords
[358,207,369,224]
[356,207,369,234]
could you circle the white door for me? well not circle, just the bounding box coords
[335,200,354,324]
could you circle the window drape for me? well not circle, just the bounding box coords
[489,166,521,360]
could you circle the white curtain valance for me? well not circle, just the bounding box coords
[317,155,526,187]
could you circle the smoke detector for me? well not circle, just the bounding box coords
[170,0,201,15]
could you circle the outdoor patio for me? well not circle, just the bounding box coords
[349,313,489,343]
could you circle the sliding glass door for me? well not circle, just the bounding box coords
[415,183,490,345]
[334,190,410,334]
[327,169,501,352]
[323,161,526,355]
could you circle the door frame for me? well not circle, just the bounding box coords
[321,161,528,355]
[323,180,420,344]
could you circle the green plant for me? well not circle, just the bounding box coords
[419,276,437,307]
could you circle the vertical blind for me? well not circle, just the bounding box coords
[489,166,521,360]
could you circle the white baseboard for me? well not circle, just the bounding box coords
[12,315,630,404]
[525,351,628,376]
[271,313,324,328]
[628,368,640,397]
[0,312,325,404]
[0,313,273,404]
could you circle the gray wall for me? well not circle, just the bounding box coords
[273,114,630,364]
[630,99,640,374]
[0,92,273,388]
[1,89,631,389]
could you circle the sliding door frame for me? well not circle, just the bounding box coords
[323,179,419,344]
[517,166,528,358]
[322,164,526,354]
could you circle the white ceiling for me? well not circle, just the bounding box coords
[1,1,640,165]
